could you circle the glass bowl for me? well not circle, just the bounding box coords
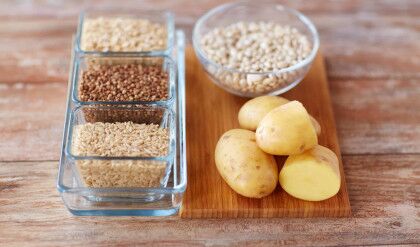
[192,1,319,97]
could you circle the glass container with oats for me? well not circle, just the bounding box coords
[67,105,175,189]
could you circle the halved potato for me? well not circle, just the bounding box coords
[256,101,318,155]
[279,145,341,201]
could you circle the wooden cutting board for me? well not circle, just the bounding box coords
[181,46,351,218]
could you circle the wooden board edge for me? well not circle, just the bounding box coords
[317,50,352,216]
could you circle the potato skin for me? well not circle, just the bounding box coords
[309,115,321,136]
[279,145,341,201]
[215,129,278,198]
[256,101,318,155]
[238,96,290,131]
[238,96,321,136]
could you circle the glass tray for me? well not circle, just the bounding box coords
[57,30,187,216]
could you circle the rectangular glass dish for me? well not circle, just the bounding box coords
[57,30,186,216]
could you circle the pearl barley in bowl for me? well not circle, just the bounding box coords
[192,1,319,97]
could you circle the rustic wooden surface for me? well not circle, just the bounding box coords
[0,0,419,246]
[182,49,351,218]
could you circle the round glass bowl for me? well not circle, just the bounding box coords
[192,1,319,97]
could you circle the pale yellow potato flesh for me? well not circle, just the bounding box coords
[215,129,278,198]
[279,145,341,201]
[256,101,318,155]
[238,96,321,136]
[238,96,290,130]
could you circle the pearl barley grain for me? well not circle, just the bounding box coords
[200,21,312,95]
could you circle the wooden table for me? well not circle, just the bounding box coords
[0,0,418,246]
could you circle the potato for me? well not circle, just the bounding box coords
[256,101,318,155]
[309,115,321,136]
[238,96,289,130]
[238,96,321,135]
[279,145,341,201]
[215,129,278,198]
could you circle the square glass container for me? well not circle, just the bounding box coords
[58,104,185,216]
[66,105,176,189]
[75,9,174,55]
[71,54,176,106]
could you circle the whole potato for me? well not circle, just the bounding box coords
[215,129,278,198]
[256,101,318,155]
[238,96,321,135]
[238,96,289,130]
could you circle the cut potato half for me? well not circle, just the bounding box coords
[256,101,318,155]
[279,145,341,201]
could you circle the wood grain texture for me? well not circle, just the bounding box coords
[0,0,419,245]
[0,0,419,162]
[0,0,419,82]
[181,48,351,218]
[1,77,418,161]
[332,78,420,154]
[0,156,418,246]
[0,82,66,161]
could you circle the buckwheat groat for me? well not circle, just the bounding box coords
[78,63,169,102]
[72,122,170,188]
[81,17,167,52]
